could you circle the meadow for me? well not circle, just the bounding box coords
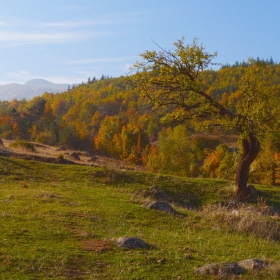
[0,156,279,279]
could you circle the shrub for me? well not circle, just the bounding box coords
[57,154,64,160]
[9,141,36,152]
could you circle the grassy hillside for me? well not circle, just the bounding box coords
[0,157,280,279]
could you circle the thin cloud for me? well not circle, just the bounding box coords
[41,19,127,28]
[0,30,107,45]
[63,56,136,65]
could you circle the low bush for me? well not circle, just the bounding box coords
[9,141,36,152]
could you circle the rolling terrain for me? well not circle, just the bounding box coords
[0,141,279,279]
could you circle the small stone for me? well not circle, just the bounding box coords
[157,258,167,264]
[116,237,150,249]
[195,263,220,275]
[142,201,178,215]
[184,254,193,259]
[70,152,80,160]
[183,246,192,251]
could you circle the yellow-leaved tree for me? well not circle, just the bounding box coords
[129,38,280,201]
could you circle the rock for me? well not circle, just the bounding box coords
[116,237,150,249]
[70,152,80,160]
[157,258,167,264]
[195,262,246,276]
[238,259,267,270]
[89,156,97,161]
[195,263,220,275]
[218,262,246,277]
[149,186,172,202]
[142,201,178,215]
[184,254,193,259]
[0,138,4,148]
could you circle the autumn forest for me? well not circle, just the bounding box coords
[0,58,279,186]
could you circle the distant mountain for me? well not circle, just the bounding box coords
[0,79,69,101]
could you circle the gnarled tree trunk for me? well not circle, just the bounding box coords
[235,133,260,201]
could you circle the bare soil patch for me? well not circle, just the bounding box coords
[0,139,144,171]
[82,239,113,252]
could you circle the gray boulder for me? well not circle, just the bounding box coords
[142,201,178,215]
[70,152,80,160]
[149,186,171,202]
[238,259,267,270]
[195,262,246,277]
[116,237,150,249]
[0,138,4,148]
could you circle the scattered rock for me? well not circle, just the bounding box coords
[157,258,167,264]
[149,186,172,202]
[181,201,194,209]
[184,254,193,259]
[218,262,246,277]
[142,201,178,215]
[70,152,80,160]
[116,237,150,249]
[238,259,267,270]
[89,156,97,161]
[195,263,220,275]
[0,138,4,148]
[195,262,246,277]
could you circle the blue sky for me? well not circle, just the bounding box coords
[0,0,279,85]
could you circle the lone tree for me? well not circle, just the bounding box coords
[130,38,279,201]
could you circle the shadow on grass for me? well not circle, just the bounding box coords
[0,156,33,170]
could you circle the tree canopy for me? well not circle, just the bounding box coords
[130,38,280,200]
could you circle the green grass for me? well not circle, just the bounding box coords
[0,156,279,279]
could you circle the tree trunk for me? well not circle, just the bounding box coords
[235,133,260,201]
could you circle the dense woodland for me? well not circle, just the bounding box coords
[0,60,279,185]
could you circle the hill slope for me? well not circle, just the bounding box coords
[0,156,279,279]
[0,79,69,101]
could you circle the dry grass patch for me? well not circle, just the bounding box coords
[200,202,280,240]
[9,141,36,153]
